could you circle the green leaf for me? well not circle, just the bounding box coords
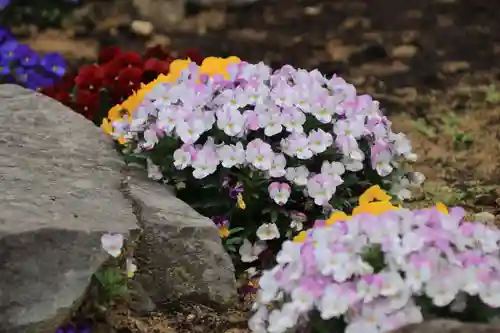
[225,237,244,245]
[228,227,245,235]
[270,210,278,223]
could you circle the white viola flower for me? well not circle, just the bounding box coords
[156,107,179,134]
[319,284,350,319]
[141,128,159,150]
[306,173,342,206]
[391,132,417,161]
[191,145,219,179]
[246,139,275,171]
[310,95,337,123]
[248,306,268,333]
[285,166,309,186]
[290,219,303,231]
[256,103,283,136]
[146,158,163,180]
[315,245,352,282]
[126,257,137,278]
[101,233,124,258]
[267,303,299,333]
[425,275,460,307]
[268,153,287,178]
[257,267,281,303]
[404,260,431,292]
[216,107,245,137]
[239,238,267,263]
[321,161,345,178]
[284,132,313,160]
[378,271,406,297]
[408,171,426,185]
[291,286,315,312]
[334,117,365,139]
[173,147,192,170]
[217,142,246,168]
[372,149,394,176]
[391,177,412,200]
[281,106,306,133]
[479,279,500,307]
[276,240,302,265]
[268,182,291,205]
[246,83,270,106]
[256,223,280,241]
[308,128,333,154]
[175,117,206,144]
[342,152,365,172]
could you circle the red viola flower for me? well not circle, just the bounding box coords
[144,58,171,74]
[74,89,99,119]
[183,48,204,65]
[117,51,142,68]
[55,90,72,106]
[98,46,122,64]
[75,65,104,91]
[115,66,143,96]
[143,45,171,60]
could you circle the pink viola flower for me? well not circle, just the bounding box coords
[268,182,291,205]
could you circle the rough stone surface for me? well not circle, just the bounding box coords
[123,168,237,309]
[0,85,138,333]
[388,320,500,333]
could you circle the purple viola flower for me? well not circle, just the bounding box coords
[0,40,19,61]
[15,44,39,67]
[0,0,10,10]
[40,52,66,77]
[229,182,244,199]
[0,27,12,43]
[0,58,10,75]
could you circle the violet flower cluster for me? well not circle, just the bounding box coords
[249,205,500,333]
[0,26,66,90]
[110,61,416,206]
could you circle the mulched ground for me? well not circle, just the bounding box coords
[12,0,500,331]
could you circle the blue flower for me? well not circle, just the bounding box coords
[0,57,10,75]
[41,52,66,77]
[15,44,39,67]
[0,40,19,61]
[0,0,10,10]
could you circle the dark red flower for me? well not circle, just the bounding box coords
[74,89,99,119]
[183,48,204,65]
[75,65,104,91]
[117,52,142,68]
[115,67,143,96]
[143,45,171,60]
[102,59,122,85]
[144,58,171,74]
[98,46,122,64]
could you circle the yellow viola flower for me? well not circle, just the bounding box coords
[293,230,308,243]
[352,201,400,216]
[218,226,230,239]
[100,118,113,135]
[358,185,393,206]
[435,202,449,215]
[325,211,350,225]
[237,193,246,210]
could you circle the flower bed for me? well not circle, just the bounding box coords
[0,26,67,90]
[100,56,422,278]
[42,45,204,125]
[250,187,500,333]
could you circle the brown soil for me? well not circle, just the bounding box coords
[13,0,500,331]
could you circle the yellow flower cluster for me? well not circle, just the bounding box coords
[293,185,449,243]
[100,56,242,143]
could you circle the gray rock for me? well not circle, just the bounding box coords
[122,168,237,309]
[0,85,138,333]
[389,320,500,333]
